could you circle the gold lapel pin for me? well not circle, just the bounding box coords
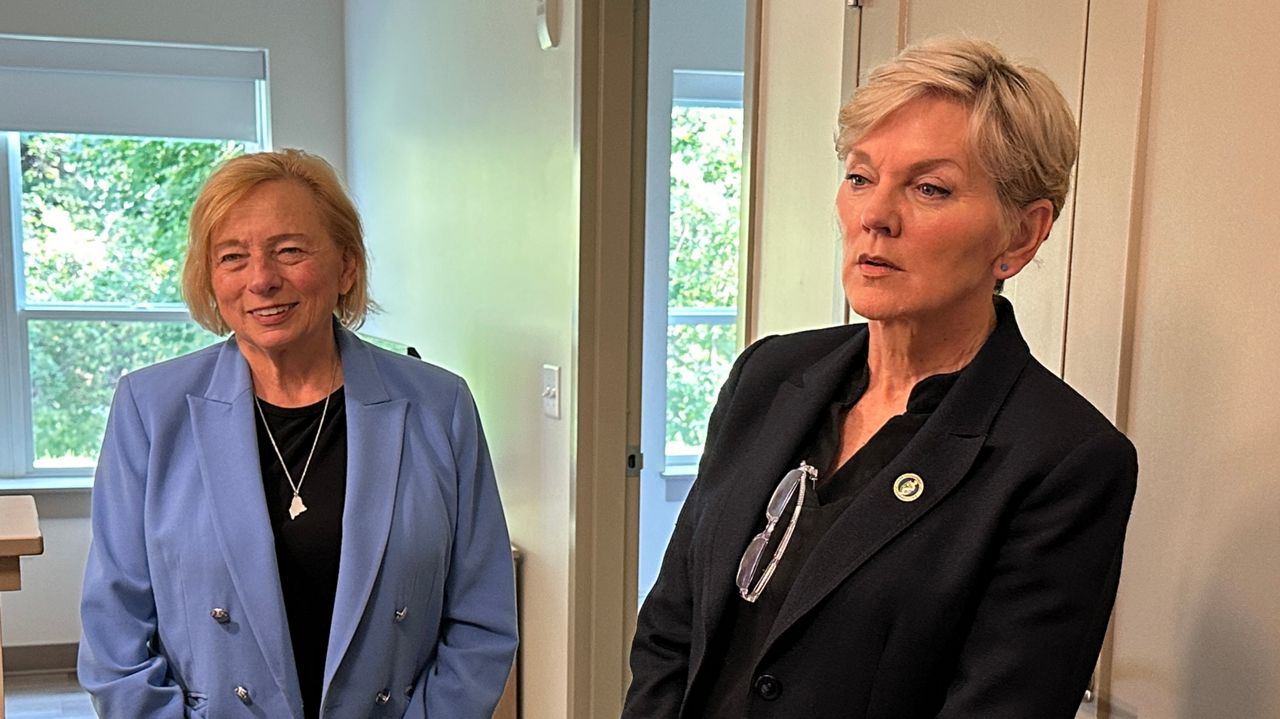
[893,473,924,502]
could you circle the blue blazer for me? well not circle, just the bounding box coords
[79,328,517,718]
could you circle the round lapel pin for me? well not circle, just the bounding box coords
[893,473,924,502]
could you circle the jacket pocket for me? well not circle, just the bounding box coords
[184,691,209,717]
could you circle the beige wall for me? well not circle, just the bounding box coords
[0,0,347,648]
[748,0,1088,366]
[344,2,578,717]
[1107,0,1280,714]
[748,1,848,338]
[759,0,1090,367]
[856,0,1090,373]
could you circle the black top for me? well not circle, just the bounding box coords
[255,388,347,719]
[694,355,960,717]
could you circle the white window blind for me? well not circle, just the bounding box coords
[673,69,743,109]
[0,35,267,143]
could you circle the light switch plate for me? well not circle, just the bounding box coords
[541,364,561,419]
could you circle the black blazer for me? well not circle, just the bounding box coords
[625,299,1138,718]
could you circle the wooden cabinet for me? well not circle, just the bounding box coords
[492,545,522,719]
[0,495,44,719]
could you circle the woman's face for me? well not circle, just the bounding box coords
[836,96,1011,325]
[209,180,354,362]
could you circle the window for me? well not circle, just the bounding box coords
[637,68,746,604]
[0,35,267,480]
[663,70,744,474]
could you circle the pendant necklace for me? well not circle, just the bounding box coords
[254,358,339,520]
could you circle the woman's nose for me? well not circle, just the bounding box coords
[860,186,901,238]
[246,255,281,294]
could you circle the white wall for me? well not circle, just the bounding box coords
[344,2,578,717]
[0,0,347,648]
[0,496,91,647]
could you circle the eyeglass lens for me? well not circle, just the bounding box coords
[736,534,769,590]
[766,467,804,519]
[737,467,805,591]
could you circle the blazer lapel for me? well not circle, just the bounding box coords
[761,424,987,653]
[187,337,301,716]
[761,298,1033,654]
[323,329,407,693]
[696,327,869,660]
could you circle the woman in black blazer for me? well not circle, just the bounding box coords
[624,39,1137,718]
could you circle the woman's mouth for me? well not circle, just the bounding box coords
[857,254,902,275]
[249,303,297,320]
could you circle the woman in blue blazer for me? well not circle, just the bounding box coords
[625,40,1138,717]
[79,150,517,718]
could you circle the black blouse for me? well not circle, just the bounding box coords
[693,357,960,717]
[255,388,347,719]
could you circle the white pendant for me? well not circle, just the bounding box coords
[288,494,307,520]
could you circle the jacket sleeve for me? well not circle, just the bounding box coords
[420,377,519,718]
[623,336,773,718]
[936,429,1139,718]
[78,375,185,718]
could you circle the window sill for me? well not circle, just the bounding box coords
[0,475,94,494]
[659,465,698,479]
[660,465,696,503]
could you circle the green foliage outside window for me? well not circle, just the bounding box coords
[666,322,737,454]
[665,106,742,455]
[19,134,241,466]
[667,107,741,309]
[22,135,241,303]
[28,320,213,465]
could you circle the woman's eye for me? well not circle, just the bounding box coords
[217,253,244,264]
[846,173,870,187]
[918,183,951,198]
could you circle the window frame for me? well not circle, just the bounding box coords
[0,36,268,485]
[0,134,29,479]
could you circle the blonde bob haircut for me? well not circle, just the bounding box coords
[182,148,373,334]
[836,38,1079,221]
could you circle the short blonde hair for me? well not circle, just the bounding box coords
[182,149,373,334]
[836,38,1079,220]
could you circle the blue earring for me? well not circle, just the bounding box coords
[1000,263,1009,272]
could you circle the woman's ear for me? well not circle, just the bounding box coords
[995,199,1055,280]
[340,248,358,296]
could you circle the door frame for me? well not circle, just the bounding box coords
[570,0,769,713]
[570,1,647,716]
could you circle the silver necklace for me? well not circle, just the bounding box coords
[254,359,339,520]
